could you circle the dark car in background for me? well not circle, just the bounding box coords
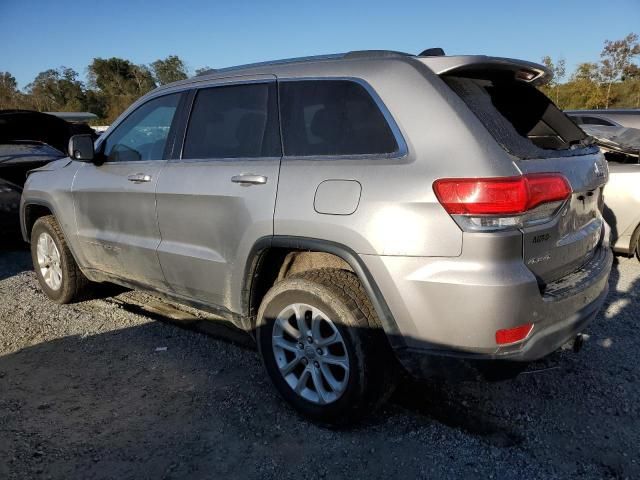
[0,110,96,234]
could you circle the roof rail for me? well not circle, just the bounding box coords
[344,50,412,59]
[193,53,346,78]
[191,49,426,79]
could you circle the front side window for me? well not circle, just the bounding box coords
[103,93,181,162]
[183,82,281,159]
[279,80,398,156]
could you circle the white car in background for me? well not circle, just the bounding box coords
[568,110,640,260]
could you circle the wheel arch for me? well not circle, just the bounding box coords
[22,200,85,271]
[242,236,405,349]
[21,200,56,242]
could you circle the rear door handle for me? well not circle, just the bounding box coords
[127,173,152,183]
[231,174,267,185]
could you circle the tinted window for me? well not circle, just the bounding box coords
[104,93,180,162]
[183,83,280,159]
[581,116,616,127]
[279,80,398,156]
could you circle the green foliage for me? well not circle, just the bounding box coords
[151,55,188,85]
[561,62,607,109]
[0,72,21,109]
[26,67,87,112]
[1,55,189,123]
[88,57,157,122]
[540,55,566,105]
[600,33,640,108]
[542,33,640,110]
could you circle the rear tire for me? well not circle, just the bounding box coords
[30,215,90,304]
[256,268,397,426]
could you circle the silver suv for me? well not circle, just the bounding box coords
[20,50,613,424]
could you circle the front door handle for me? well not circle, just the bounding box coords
[127,173,152,183]
[231,174,267,185]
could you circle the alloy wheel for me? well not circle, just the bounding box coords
[36,232,62,291]
[272,303,350,405]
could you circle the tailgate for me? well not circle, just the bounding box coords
[517,153,608,284]
[433,59,608,285]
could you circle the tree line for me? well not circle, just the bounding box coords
[0,33,638,124]
[0,55,210,123]
[539,32,639,110]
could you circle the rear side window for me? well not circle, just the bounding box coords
[183,82,280,159]
[279,80,398,156]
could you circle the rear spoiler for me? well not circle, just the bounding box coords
[420,55,552,86]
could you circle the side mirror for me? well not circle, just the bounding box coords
[68,134,95,162]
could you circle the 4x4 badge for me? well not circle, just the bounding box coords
[527,254,551,265]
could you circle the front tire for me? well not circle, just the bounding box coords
[30,215,89,304]
[256,268,397,425]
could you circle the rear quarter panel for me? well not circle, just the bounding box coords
[273,58,521,257]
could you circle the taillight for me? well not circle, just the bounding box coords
[433,174,571,231]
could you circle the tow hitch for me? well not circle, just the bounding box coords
[561,333,587,353]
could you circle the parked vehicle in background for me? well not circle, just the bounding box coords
[567,109,640,160]
[0,110,96,233]
[568,110,640,260]
[21,50,612,424]
[566,109,640,129]
[44,112,98,124]
[602,163,640,260]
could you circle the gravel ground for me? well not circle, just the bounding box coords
[0,240,638,480]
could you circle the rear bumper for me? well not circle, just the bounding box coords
[361,241,612,377]
[396,284,607,380]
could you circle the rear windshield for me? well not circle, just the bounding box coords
[443,74,598,159]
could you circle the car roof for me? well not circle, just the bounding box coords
[153,50,550,93]
[156,51,417,92]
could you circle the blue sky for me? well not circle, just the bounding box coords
[1,0,639,89]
